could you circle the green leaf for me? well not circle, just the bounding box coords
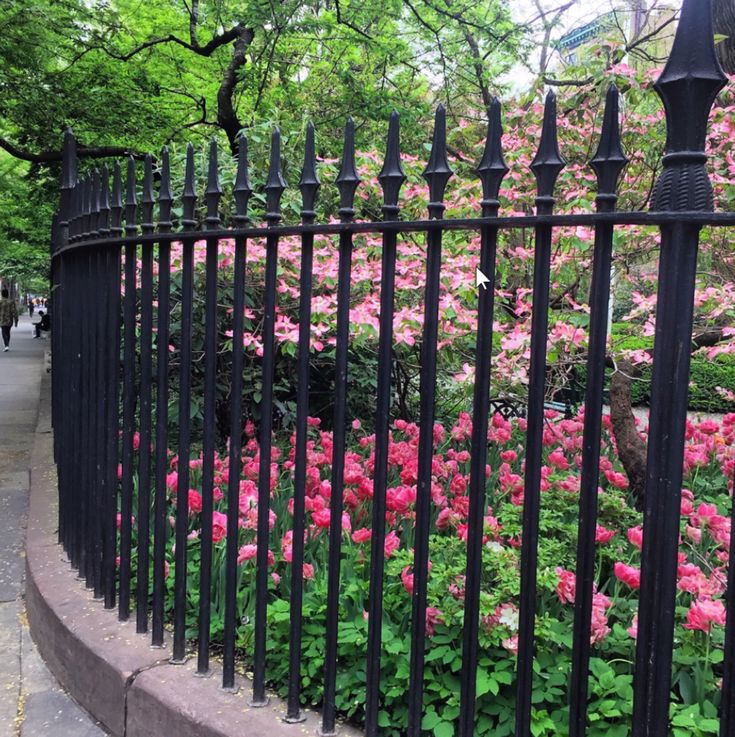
[434,721,454,737]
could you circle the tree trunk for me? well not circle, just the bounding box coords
[713,0,735,74]
[609,358,648,512]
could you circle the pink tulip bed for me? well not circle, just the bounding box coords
[126,407,733,737]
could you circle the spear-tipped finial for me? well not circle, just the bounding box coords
[158,147,173,231]
[476,98,509,216]
[81,176,91,240]
[265,128,287,224]
[423,104,453,218]
[142,154,155,234]
[590,85,627,204]
[125,157,137,235]
[99,165,110,236]
[336,117,360,222]
[111,160,123,236]
[90,169,101,237]
[650,0,726,211]
[62,128,77,191]
[205,139,222,229]
[378,110,406,218]
[233,134,253,225]
[530,90,565,208]
[182,143,197,228]
[299,122,320,223]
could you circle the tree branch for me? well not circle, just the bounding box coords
[0,138,145,163]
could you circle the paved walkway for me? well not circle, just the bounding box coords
[0,314,107,737]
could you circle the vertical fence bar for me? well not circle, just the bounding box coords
[56,131,75,553]
[286,122,320,723]
[568,85,626,737]
[457,98,507,737]
[407,106,453,737]
[515,91,565,737]
[90,169,104,597]
[632,2,726,733]
[252,128,286,707]
[104,162,123,610]
[364,111,406,737]
[197,140,222,675]
[152,148,173,643]
[68,238,80,568]
[98,165,116,608]
[136,155,155,633]
[320,114,370,727]
[119,158,138,621]
[223,135,252,689]
[77,178,90,582]
[173,144,197,663]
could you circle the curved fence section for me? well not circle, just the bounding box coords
[50,1,734,735]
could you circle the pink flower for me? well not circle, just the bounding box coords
[188,490,203,515]
[555,567,576,604]
[628,613,638,639]
[302,563,315,580]
[352,528,372,544]
[502,635,519,655]
[547,449,570,471]
[595,524,616,545]
[614,562,641,589]
[627,526,643,550]
[384,530,400,558]
[590,592,611,644]
[237,544,257,564]
[425,607,444,637]
[684,598,726,633]
[401,566,414,595]
[211,511,228,543]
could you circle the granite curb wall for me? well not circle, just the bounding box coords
[25,376,360,737]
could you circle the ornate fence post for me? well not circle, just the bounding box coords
[632,1,726,735]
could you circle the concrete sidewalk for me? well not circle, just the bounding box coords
[0,314,107,737]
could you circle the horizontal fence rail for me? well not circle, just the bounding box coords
[50,1,734,735]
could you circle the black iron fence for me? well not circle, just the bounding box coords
[50,1,735,735]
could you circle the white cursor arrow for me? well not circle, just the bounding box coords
[476,267,491,290]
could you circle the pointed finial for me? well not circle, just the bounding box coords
[336,117,360,222]
[651,0,726,211]
[423,105,453,219]
[142,154,155,234]
[125,157,137,236]
[530,90,565,211]
[590,85,627,207]
[205,139,222,230]
[378,110,406,220]
[233,134,252,225]
[62,128,77,187]
[62,128,77,191]
[476,98,509,217]
[158,147,173,231]
[110,161,123,236]
[182,143,197,229]
[265,128,287,224]
[81,177,91,240]
[99,165,110,236]
[90,169,101,237]
[299,122,320,223]
[70,181,82,241]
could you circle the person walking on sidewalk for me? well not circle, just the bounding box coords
[0,288,19,351]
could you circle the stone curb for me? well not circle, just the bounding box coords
[25,377,360,737]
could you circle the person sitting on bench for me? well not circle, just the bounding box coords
[34,310,50,338]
